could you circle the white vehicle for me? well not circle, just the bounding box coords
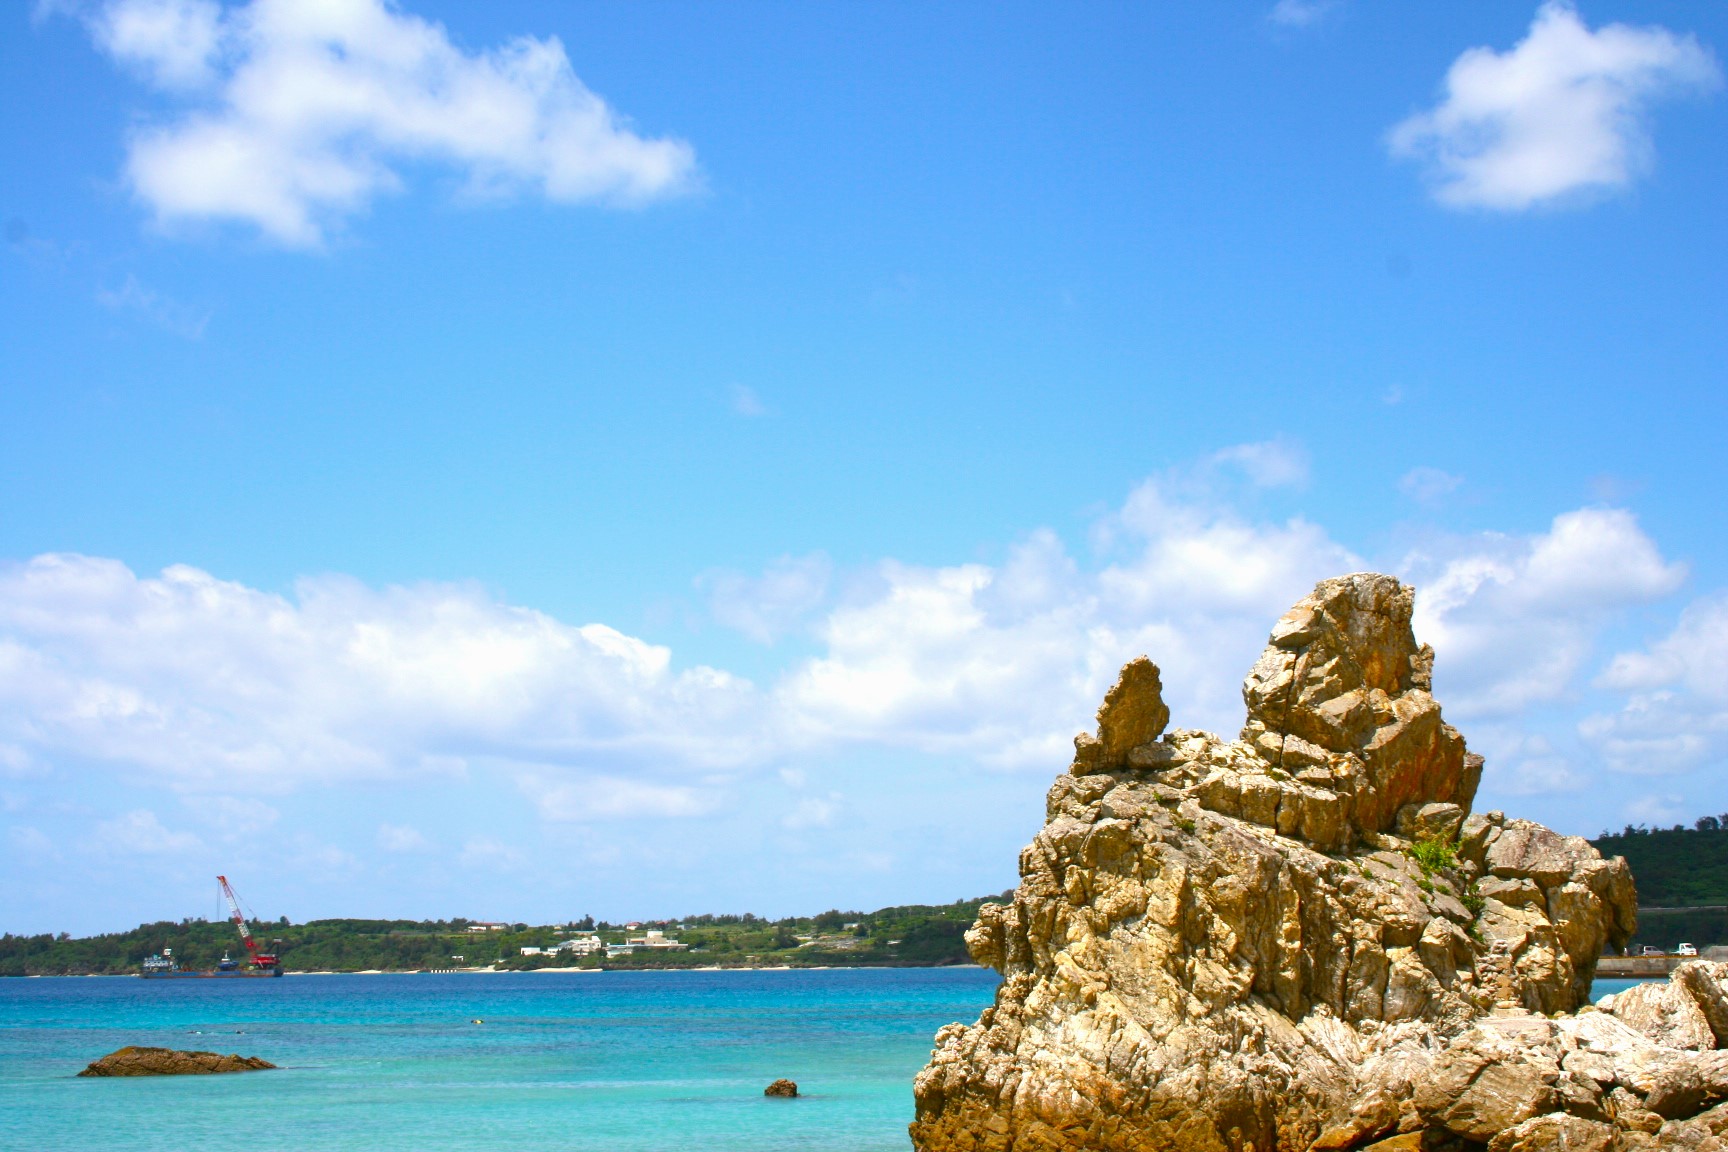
[1677,942,1698,957]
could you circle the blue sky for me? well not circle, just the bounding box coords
[3,1,1726,934]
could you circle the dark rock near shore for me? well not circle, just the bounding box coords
[78,1046,276,1077]
[764,1078,799,1097]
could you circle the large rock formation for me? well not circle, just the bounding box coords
[912,574,1727,1151]
[78,1045,276,1076]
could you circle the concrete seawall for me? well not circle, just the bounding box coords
[1597,956,1683,977]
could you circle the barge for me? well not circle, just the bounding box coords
[140,875,284,978]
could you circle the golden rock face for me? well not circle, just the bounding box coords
[1074,657,1172,773]
[908,573,1727,1152]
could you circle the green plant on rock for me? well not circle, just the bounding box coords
[1409,835,1458,877]
[1461,884,1485,918]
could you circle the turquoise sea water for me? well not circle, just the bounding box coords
[0,969,1656,1152]
[0,967,1001,1152]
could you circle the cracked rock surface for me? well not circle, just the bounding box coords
[911,574,1723,1151]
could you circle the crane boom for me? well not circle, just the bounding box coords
[217,875,278,971]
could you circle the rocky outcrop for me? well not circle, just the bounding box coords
[765,1078,800,1097]
[78,1045,276,1076]
[911,574,1727,1152]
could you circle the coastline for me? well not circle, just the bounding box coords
[12,962,987,979]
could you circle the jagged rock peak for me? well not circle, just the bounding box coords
[1073,656,1170,772]
[1238,573,1480,837]
[908,574,1690,1152]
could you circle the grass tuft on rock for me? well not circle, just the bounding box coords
[1409,835,1458,877]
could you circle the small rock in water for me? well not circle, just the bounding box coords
[78,1046,275,1077]
[764,1078,798,1097]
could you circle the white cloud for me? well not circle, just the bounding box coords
[1581,592,1728,775]
[1269,0,1339,29]
[1406,507,1685,717]
[701,553,832,644]
[1598,592,1728,697]
[88,808,203,854]
[777,476,1359,767]
[69,0,696,246]
[1389,1,1719,210]
[0,554,760,791]
[96,274,211,338]
[0,452,1359,798]
[0,456,1702,843]
[89,0,222,90]
[1399,466,1463,505]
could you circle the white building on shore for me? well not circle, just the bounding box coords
[606,930,688,958]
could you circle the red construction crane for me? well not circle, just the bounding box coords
[217,875,279,972]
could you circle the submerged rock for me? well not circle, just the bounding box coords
[911,574,1725,1151]
[78,1045,276,1077]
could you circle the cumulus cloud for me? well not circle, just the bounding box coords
[1581,592,1728,776]
[1598,592,1728,697]
[1405,507,1685,717]
[1390,1,1719,210]
[87,0,223,89]
[0,457,1702,845]
[778,476,1360,767]
[67,0,696,246]
[0,554,760,796]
